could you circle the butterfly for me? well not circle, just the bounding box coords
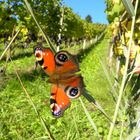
[34,47,85,117]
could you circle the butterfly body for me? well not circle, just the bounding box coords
[34,47,84,117]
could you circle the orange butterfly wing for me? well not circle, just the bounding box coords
[50,75,84,117]
[34,47,56,75]
[54,51,79,74]
[50,84,71,117]
[34,47,84,117]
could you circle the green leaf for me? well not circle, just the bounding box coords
[122,0,135,17]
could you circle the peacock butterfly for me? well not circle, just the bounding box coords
[34,47,84,117]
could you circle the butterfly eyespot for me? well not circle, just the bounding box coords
[55,51,69,65]
[52,103,62,117]
[36,53,41,58]
[65,87,80,99]
[53,109,62,117]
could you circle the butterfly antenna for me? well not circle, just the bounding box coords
[82,90,112,123]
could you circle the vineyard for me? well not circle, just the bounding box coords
[0,0,140,140]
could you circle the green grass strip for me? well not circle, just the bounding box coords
[10,57,55,140]
[82,91,112,123]
[99,59,118,99]
[79,97,99,136]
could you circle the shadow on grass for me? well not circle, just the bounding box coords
[0,68,49,93]
[11,52,33,61]
[0,52,34,64]
[0,73,9,92]
[19,68,48,82]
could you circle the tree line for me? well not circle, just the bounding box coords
[0,0,106,49]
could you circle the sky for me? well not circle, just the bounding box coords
[63,0,108,24]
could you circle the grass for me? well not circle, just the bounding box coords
[2,34,139,139]
[80,38,115,113]
[0,35,119,140]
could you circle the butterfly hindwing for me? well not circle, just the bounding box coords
[50,75,84,117]
[50,84,71,117]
